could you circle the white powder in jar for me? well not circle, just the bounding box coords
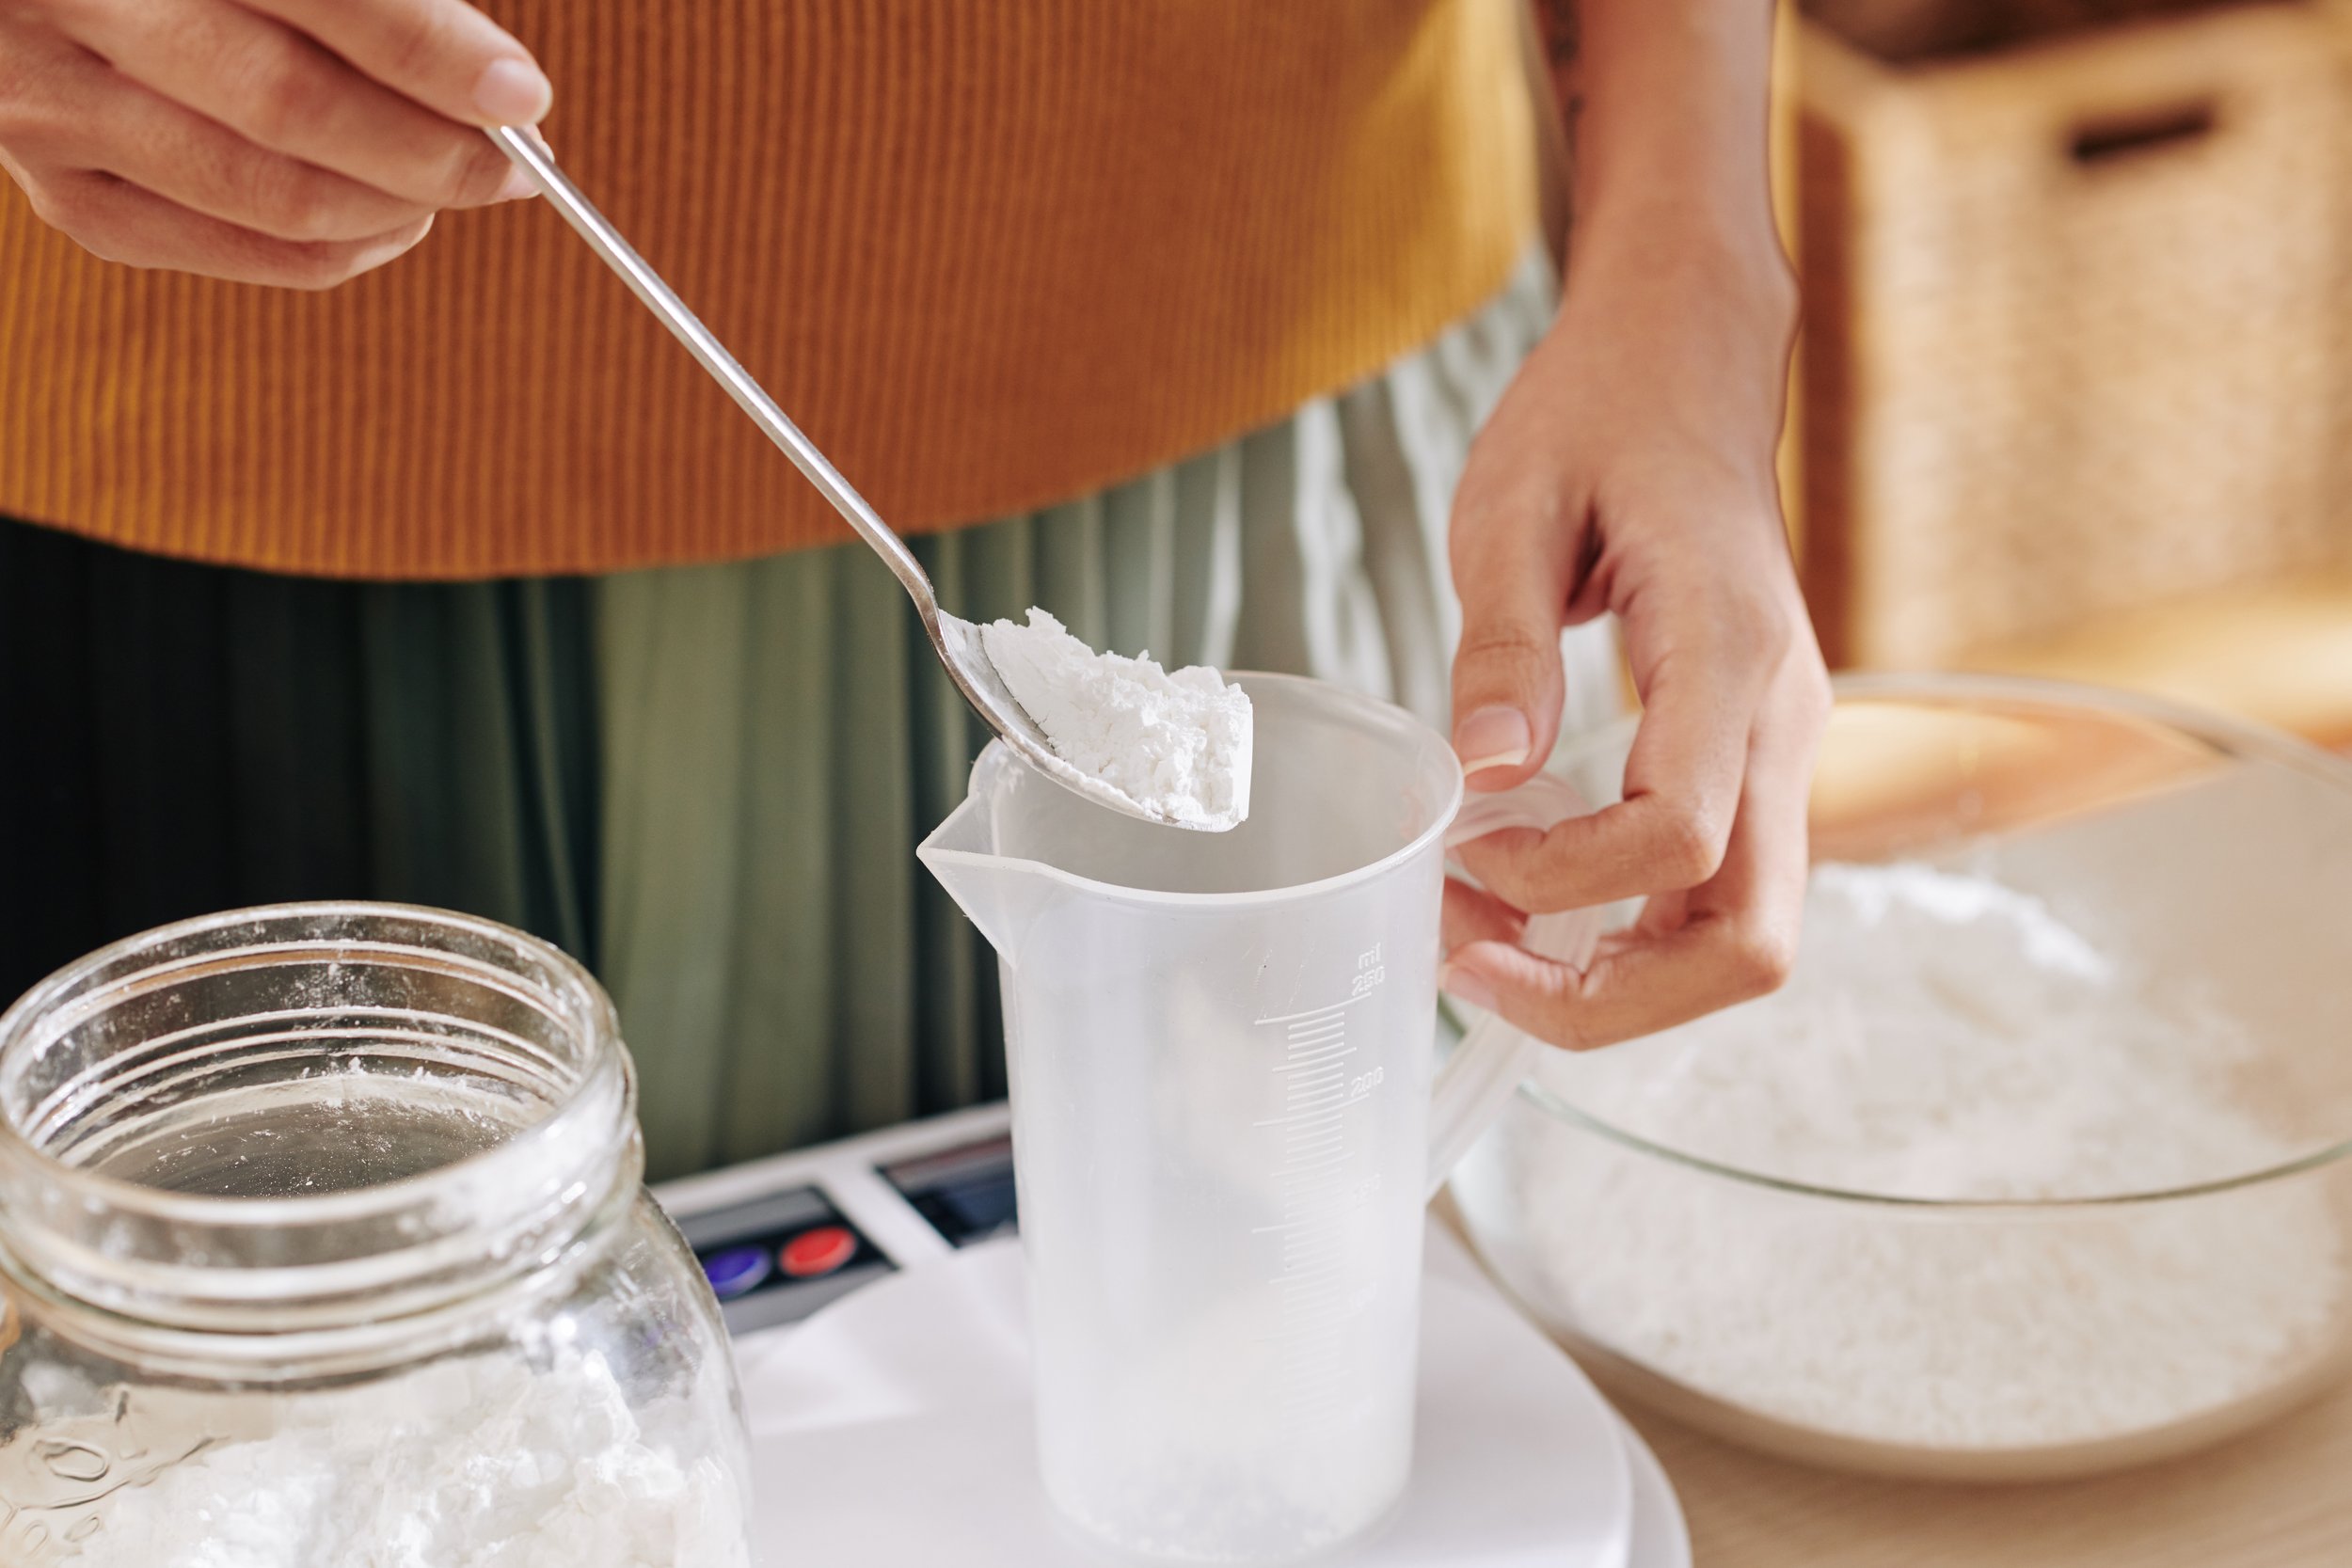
[1484,862,2349,1452]
[980,609,1252,831]
[52,1347,749,1567]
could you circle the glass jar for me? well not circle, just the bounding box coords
[0,904,753,1566]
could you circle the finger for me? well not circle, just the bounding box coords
[1629,885,1692,942]
[1454,583,1774,912]
[1723,644,1831,958]
[55,1,524,210]
[1448,473,1582,794]
[1438,885,1788,1052]
[239,0,551,127]
[1443,658,1822,1049]
[33,168,432,287]
[32,56,437,242]
[1442,878,1526,956]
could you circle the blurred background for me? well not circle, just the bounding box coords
[1766,0,2352,749]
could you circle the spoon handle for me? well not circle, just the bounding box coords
[485,125,935,610]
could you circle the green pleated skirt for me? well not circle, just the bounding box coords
[0,250,1617,1180]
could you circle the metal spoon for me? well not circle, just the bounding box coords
[485,125,1194,830]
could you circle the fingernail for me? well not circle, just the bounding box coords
[493,165,537,202]
[1438,962,1499,1015]
[475,57,553,125]
[1454,707,1532,784]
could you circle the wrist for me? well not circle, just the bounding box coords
[1534,206,1799,484]
[1567,195,1797,340]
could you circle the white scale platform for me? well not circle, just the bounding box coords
[654,1106,1689,1568]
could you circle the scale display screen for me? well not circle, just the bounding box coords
[882,1133,1018,1248]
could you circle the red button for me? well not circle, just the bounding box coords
[780,1225,858,1278]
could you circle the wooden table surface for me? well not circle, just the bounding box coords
[1618,1374,2352,1567]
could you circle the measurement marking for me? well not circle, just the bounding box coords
[1261,957,1391,1440]
[1254,993,1373,1026]
[1282,1132,1347,1156]
[1252,1109,1344,1129]
[1278,1237,1356,1257]
[1278,1253,1346,1275]
[1283,1045,1343,1063]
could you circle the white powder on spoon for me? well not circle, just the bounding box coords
[980,609,1252,832]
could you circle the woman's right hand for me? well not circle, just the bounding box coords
[0,0,549,287]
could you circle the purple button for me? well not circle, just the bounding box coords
[702,1244,773,1300]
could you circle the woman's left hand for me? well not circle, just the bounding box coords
[1439,218,1831,1051]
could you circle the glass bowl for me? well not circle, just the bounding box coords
[1448,673,2352,1481]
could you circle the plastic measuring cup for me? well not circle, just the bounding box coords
[920,673,1597,1563]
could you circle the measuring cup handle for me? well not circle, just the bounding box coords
[1425,773,1603,1198]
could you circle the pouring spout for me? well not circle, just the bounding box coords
[917,792,1061,963]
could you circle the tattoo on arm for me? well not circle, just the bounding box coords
[1534,0,1583,131]
[1535,0,1579,68]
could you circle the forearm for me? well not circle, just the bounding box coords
[1535,0,1788,299]
[1524,0,1794,473]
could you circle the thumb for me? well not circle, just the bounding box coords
[1438,940,1597,1052]
[1449,495,1577,793]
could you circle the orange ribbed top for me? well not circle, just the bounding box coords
[0,0,1534,579]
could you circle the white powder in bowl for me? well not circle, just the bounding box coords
[1472,862,2350,1452]
[44,1347,749,1567]
[980,609,1252,831]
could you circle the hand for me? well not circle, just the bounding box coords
[1440,226,1831,1051]
[0,0,550,287]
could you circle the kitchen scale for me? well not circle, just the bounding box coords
[654,1103,1690,1568]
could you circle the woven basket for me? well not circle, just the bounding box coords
[1796,0,2352,668]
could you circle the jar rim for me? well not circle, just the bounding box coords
[0,902,640,1365]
